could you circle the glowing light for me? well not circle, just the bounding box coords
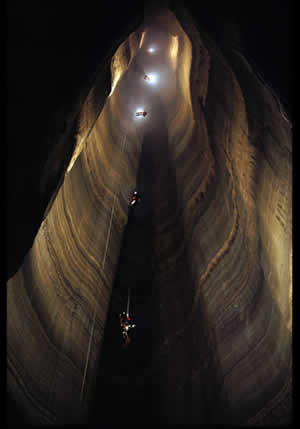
[169,35,178,69]
[148,47,156,53]
[67,136,85,173]
[144,73,158,85]
[108,69,121,97]
[139,32,145,49]
[135,108,147,118]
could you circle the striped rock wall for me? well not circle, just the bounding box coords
[7,5,292,425]
[7,30,144,424]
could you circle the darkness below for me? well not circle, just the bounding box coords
[88,139,158,424]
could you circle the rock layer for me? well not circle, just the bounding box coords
[7,5,292,425]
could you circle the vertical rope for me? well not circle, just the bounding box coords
[126,287,131,316]
[80,132,127,405]
[80,305,97,403]
[102,132,127,269]
[102,193,117,269]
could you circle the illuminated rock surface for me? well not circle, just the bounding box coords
[7,3,292,425]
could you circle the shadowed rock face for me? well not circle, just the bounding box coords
[7,5,292,425]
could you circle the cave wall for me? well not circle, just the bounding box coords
[7,31,145,424]
[164,4,292,423]
[7,4,292,425]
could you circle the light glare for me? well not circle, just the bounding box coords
[149,73,157,84]
[169,35,178,69]
[135,108,147,119]
[139,32,146,49]
[144,73,158,85]
[108,70,122,97]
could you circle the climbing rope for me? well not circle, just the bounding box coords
[80,131,128,404]
[126,286,131,316]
